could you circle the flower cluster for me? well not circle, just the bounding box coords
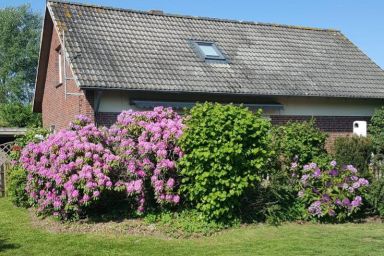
[20,115,119,219]
[107,107,184,212]
[293,161,369,221]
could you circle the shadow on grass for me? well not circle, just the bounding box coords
[0,238,20,252]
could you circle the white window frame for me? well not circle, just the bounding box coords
[58,49,63,84]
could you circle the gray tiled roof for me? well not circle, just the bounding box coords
[47,0,384,98]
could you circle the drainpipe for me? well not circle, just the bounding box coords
[94,90,103,126]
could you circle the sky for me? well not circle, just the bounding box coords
[1,0,384,69]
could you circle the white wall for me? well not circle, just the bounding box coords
[97,91,384,117]
[98,91,138,112]
[276,97,383,116]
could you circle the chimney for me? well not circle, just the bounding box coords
[148,10,164,15]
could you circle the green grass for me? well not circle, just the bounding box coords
[1,198,384,256]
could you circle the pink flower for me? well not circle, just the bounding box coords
[71,190,79,198]
[93,190,100,198]
[166,178,175,189]
[172,195,180,204]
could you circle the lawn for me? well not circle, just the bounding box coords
[1,198,384,256]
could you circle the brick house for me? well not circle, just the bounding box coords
[34,1,384,141]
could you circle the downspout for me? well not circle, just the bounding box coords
[94,90,103,126]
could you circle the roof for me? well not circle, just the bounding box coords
[39,0,384,103]
[0,128,27,137]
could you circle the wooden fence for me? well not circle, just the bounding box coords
[0,163,10,197]
[0,142,14,197]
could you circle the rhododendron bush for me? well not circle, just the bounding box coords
[20,107,184,220]
[293,161,369,222]
[107,107,184,212]
[20,116,119,219]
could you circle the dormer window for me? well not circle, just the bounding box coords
[190,40,227,62]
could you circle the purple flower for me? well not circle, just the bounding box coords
[329,169,338,176]
[301,174,309,184]
[321,194,331,203]
[308,201,322,216]
[358,178,369,186]
[330,160,337,167]
[328,209,336,217]
[309,163,317,169]
[352,182,360,189]
[351,196,362,208]
[313,168,321,178]
[342,198,351,207]
[346,165,357,174]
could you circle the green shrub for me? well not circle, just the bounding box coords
[332,136,373,178]
[6,127,49,207]
[178,103,272,222]
[271,119,327,169]
[369,107,384,181]
[0,103,42,128]
[369,106,384,153]
[366,177,384,217]
[6,166,29,207]
[265,120,328,224]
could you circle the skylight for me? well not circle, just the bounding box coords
[190,41,227,62]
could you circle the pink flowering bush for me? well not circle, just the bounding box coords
[293,161,369,222]
[20,115,120,219]
[107,107,184,212]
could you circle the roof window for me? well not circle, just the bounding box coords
[190,41,227,62]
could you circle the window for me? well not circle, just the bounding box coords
[58,50,63,84]
[190,41,227,62]
[56,46,63,85]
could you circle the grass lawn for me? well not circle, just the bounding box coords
[1,198,384,256]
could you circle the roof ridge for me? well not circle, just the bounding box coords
[47,0,339,32]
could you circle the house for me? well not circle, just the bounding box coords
[34,0,384,142]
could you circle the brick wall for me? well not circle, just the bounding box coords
[41,27,94,130]
[270,115,370,132]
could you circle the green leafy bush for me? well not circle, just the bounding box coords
[6,127,49,207]
[332,136,373,178]
[263,170,307,225]
[264,120,328,223]
[271,119,327,169]
[6,166,29,207]
[366,178,384,217]
[369,106,384,153]
[179,103,272,222]
[0,103,42,128]
[295,161,369,222]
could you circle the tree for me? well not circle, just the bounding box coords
[0,103,41,127]
[0,5,41,103]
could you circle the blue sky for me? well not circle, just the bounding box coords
[2,0,384,68]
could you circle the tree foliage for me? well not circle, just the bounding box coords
[0,103,41,127]
[0,5,41,103]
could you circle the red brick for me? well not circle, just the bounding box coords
[41,27,94,130]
